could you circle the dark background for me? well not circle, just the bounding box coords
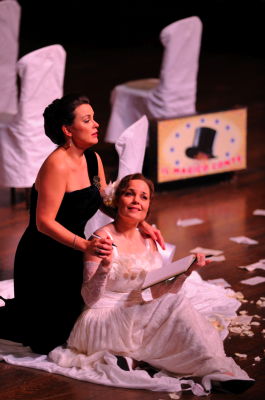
[17,0,265,57]
[14,0,265,174]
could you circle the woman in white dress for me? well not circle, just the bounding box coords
[50,173,254,395]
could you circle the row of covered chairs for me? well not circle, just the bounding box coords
[0,3,202,208]
[0,0,66,203]
[105,16,202,143]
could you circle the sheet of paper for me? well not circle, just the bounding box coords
[238,260,265,272]
[209,255,226,262]
[142,254,196,289]
[229,236,258,245]
[176,218,204,227]
[253,209,265,216]
[207,278,231,288]
[240,276,265,285]
[190,247,223,256]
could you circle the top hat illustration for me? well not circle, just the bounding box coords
[185,126,217,159]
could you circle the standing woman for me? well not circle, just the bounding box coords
[0,93,163,354]
[12,93,111,354]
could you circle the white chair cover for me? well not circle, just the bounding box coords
[105,16,202,143]
[85,115,149,238]
[0,0,21,122]
[0,44,66,188]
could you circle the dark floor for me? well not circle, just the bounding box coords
[0,37,265,399]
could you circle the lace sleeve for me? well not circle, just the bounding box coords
[81,260,109,307]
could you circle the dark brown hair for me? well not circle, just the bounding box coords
[43,93,90,145]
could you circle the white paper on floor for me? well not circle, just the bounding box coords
[229,236,258,245]
[190,247,223,256]
[176,218,204,227]
[240,276,265,285]
[253,209,265,216]
[207,278,231,288]
[238,260,265,272]
[209,255,226,262]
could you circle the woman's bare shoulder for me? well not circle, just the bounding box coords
[95,223,114,239]
[35,148,68,186]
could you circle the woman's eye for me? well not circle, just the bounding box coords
[125,191,133,196]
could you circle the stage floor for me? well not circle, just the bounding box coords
[0,41,265,400]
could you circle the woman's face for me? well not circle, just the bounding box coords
[68,103,99,148]
[117,179,151,223]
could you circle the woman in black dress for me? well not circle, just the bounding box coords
[0,93,164,354]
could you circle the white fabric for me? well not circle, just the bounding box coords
[54,247,250,396]
[0,271,252,394]
[0,44,66,188]
[81,261,109,307]
[0,0,21,122]
[105,16,202,143]
[115,114,148,179]
[85,116,148,238]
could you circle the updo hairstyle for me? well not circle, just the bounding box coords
[43,93,90,145]
[114,173,154,217]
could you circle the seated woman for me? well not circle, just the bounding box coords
[50,173,254,395]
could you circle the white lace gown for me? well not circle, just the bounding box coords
[49,246,252,395]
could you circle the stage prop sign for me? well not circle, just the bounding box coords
[149,108,247,184]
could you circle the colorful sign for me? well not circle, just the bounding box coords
[156,108,247,183]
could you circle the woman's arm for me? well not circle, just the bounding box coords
[81,257,111,307]
[35,153,112,255]
[82,234,113,307]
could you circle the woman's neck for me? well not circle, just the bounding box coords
[113,219,139,239]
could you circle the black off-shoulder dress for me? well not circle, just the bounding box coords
[7,150,102,354]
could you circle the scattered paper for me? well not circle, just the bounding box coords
[240,276,265,286]
[253,209,265,216]
[256,299,265,307]
[238,259,265,272]
[228,315,254,337]
[232,315,253,324]
[176,218,204,227]
[207,278,231,288]
[234,353,247,359]
[230,236,258,245]
[190,247,223,256]
[169,393,181,399]
[209,255,226,262]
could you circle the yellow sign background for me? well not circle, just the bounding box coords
[157,108,247,183]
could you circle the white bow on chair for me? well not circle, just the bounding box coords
[84,115,149,238]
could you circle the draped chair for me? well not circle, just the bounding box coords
[0,0,21,123]
[104,16,202,144]
[0,44,66,205]
[85,115,149,238]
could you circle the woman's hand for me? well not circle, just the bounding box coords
[85,236,113,260]
[138,221,165,250]
[186,253,211,276]
[151,253,211,299]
